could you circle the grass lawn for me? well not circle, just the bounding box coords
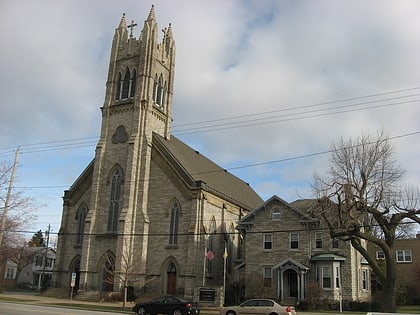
[397,305,420,314]
[0,296,38,303]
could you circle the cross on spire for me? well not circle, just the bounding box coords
[128,20,138,37]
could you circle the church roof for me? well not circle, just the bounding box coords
[153,133,263,210]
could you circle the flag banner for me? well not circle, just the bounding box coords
[223,246,228,259]
[206,250,214,260]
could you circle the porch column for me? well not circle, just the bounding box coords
[280,270,284,301]
[296,270,303,302]
[299,271,305,301]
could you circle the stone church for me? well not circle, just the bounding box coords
[54,6,262,301]
[54,6,372,306]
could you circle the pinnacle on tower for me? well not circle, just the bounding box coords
[166,23,173,38]
[147,5,156,21]
[118,13,127,29]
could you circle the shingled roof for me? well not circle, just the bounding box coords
[153,133,263,211]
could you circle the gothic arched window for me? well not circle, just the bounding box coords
[153,74,158,103]
[130,70,136,98]
[121,69,131,99]
[207,217,216,273]
[169,201,180,245]
[153,73,166,108]
[116,68,136,100]
[108,167,123,232]
[162,81,167,108]
[76,204,87,245]
[115,73,122,100]
[156,74,164,106]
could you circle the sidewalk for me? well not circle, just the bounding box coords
[0,290,126,308]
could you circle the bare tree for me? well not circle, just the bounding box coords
[0,160,37,287]
[103,241,147,308]
[312,131,420,312]
[4,242,40,286]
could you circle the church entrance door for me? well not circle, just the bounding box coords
[167,262,177,295]
[101,258,114,292]
[72,259,80,292]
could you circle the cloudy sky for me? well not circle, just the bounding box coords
[1,0,419,244]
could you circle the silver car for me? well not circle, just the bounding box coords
[220,299,296,315]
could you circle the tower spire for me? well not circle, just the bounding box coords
[147,5,156,21]
[166,23,173,38]
[118,13,127,29]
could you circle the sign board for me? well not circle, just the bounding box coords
[199,288,215,301]
[70,272,77,287]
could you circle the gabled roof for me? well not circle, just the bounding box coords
[273,258,309,271]
[238,195,316,225]
[152,133,263,210]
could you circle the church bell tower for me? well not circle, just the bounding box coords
[80,6,176,291]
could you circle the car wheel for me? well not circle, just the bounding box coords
[172,309,182,315]
[137,306,146,315]
[226,311,236,315]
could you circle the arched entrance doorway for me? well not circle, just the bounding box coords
[166,262,177,295]
[71,258,81,292]
[101,255,114,292]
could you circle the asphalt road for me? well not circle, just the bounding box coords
[0,302,127,315]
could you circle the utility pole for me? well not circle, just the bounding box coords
[0,147,19,247]
[41,224,51,291]
[0,147,19,286]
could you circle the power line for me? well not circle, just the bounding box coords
[2,220,419,237]
[1,87,419,155]
[172,86,420,128]
[173,94,420,134]
[9,130,420,190]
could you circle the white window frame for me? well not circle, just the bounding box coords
[290,232,299,249]
[396,250,412,263]
[335,266,340,288]
[316,262,340,290]
[5,268,15,279]
[263,233,273,250]
[315,232,323,249]
[322,266,332,289]
[376,250,385,260]
[263,266,272,287]
[362,269,368,290]
[272,208,281,220]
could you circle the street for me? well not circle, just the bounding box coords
[0,302,128,315]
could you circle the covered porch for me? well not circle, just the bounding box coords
[273,258,309,304]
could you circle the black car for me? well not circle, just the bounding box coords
[132,296,200,315]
